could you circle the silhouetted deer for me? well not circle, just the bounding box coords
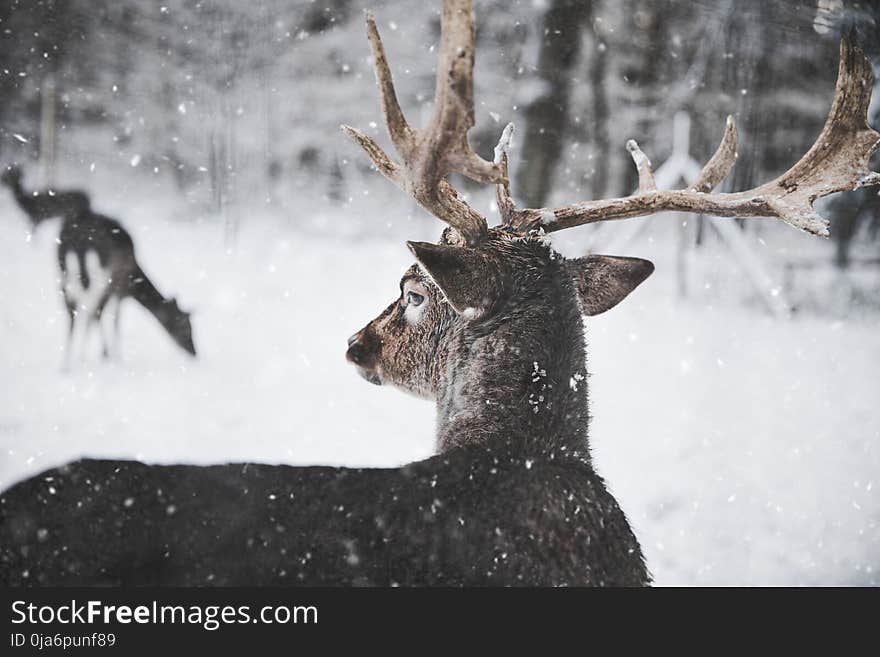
[1,163,194,362]
[1,164,89,227]
[58,209,196,365]
[1,2,877,586]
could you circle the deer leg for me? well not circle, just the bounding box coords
[61,302,76,372]
[97,308,110,360]
[99,295,120,360]
[113,298,123,359]
[61,252,83,371]
[95,292,114,360]
[64,251,99,365]
[58,249,109,366]
[79,316,94,365]
[78,250,111,364]
[68,306,91,368]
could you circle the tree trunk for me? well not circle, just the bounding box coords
[515,0,592,208]
[588,11,610,200]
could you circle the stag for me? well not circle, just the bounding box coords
[1,1,877,587]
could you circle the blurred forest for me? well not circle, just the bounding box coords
[0,0,878,292]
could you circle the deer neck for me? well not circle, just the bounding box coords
[434,278,590,460]
[7,179,29,208]
[129,269,170,321]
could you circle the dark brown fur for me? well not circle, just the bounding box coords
[348,227,652,456]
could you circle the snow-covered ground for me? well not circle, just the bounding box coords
[1,188,878,586]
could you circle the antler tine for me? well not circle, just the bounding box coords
[339,13,410,189]
[625,140,657,193]
[506,35,879,239]
[339,125,403,184]
[493,123,517,224]
[342,0,508,246]
[690,115,738,193]
[431,0,506,186]
[365,12,415,155]
[430,0,477,161]
[751,34,880,233]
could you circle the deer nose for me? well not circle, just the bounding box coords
[346,332,368,365]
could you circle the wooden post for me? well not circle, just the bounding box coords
[223,95,239,249]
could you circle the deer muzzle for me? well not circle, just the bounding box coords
[346,330,382,385]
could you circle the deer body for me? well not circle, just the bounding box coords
[1,163,194,361]
[1,165,89,226]
[0,441,643,586]
[58,210,196,363]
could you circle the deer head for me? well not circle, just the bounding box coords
[346,225,652,454]
[343,1,880,454]
[1,164,22,187]
[346,228,652,395]
[155,298,196,357]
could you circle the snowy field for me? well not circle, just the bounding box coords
[1,187,878,586]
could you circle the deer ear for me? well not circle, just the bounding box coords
[568,254,654,316]
[407,241,497,317]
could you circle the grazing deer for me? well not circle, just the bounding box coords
[0,1,877,587]
[0,163,193,361]
[1,164,90,227]
[58,208,197,365]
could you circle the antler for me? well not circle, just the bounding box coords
[345,2,879,244]
[341,0,505,245]
[497,35,880,239]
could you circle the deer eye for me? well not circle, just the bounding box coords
[406,290,425,307]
